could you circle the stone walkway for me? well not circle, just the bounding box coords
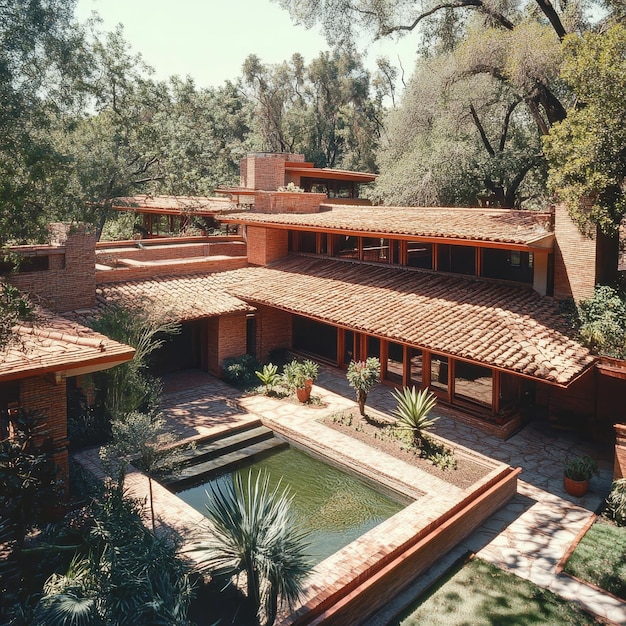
[155,368,625,624]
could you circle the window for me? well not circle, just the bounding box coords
[454,361,492,407]
[331,235,358,259]
[407,243,432,269]
[293,316,337,361]
[481,249,534,284]
[298,231,317,253]
[362,237,390,263]
[437,245,476,275]
[386,342,404,383]
[430,355,448,393]
[409,348,423,387]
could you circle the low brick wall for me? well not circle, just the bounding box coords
[96,256,248,284]
[253,191,326,214]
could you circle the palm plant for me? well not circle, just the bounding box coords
[195,471,311,626]
[391,386,438,447]
[346,358,380,416]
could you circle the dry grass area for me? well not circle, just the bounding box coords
[319,408,492,490]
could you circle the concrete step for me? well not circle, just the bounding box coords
[161,437,289,490]
[173,424,274,468]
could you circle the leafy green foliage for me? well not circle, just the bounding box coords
[391,387,438,447]
[100,412,184,531]
[195,471,311,626]
[605,479,626,527]
[36,480,195,626]
[256,363,280,395]
[564,517,626,601]
[563,455,598,481]
[0,283,37,350]
[0,409,59,546]
[222,354,262,388]
[90,304,180,419]
[544,24,626,235]
[243,48,382,171]
[281,358,319,391]
[575,285,626,358]
[346,357,380,416]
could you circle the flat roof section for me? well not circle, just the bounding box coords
[112,195,238,215]
[223,205,554,248]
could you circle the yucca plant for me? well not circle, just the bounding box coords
[194,471,311,626]
[391,386,438,447]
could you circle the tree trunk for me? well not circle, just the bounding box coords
[357,390,367,416]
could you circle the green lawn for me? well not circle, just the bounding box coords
[564,517,626,600]
[391,558,600,626]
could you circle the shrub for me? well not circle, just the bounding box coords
[606,478,626,526]
[564,455,598,481]
[391,386,438,447]
[222,354,262,388]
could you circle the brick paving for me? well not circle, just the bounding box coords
[75,367,626,625]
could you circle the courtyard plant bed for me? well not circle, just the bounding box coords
[563,516,626,600]
[319,409,492,490]
[392,557,601,625]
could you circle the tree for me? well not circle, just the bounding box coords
[243,48,383,171]
[100,412,184,532]
[544,24,626,235]
[90,303,180,420]
[195,471,311,626]
[346,357,381,416]
[374,52,547,207]
[575,285,626,359]
[0,0,94,247]
[0,283,37,350]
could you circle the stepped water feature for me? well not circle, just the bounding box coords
[158,420,288,490]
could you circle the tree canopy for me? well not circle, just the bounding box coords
[544,24,626,234]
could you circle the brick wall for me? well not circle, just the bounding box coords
[256,305,292,362]
[9,225,96,312]
[615,423,626,479]
[96,240,246,265]
[96,256,248,284]
[253,191,325,214]
[553,203,618,302]
[246,226,289,266]
[20,376,69,494]
[215,314,247,374]
[240,153,304,190]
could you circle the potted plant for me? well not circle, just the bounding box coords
[563,455,598,497]
[282,359,318,403]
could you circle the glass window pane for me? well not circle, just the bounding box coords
[386,342,404,383]
[409,348,423,387]
[362,237,389,263]
[454,361,492,407]
[430,355,448,393]
[407,243,432,269]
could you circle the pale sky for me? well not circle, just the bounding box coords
[74,0,418,91]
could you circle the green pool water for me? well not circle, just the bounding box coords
[175,445,406,565]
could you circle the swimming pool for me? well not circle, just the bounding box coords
[174,444,407,566]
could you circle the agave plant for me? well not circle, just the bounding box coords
[195,470,311,626]
[391,386,438,447]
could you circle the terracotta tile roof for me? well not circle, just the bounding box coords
[223,205,554,247]
[95,275,254,321]
[223,257,593,385]
[0,310,135,381]
[112,195,238,215]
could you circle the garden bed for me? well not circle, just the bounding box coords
[319,408,492,490]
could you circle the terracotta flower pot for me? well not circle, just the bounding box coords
[564,475,590,497]
[296,385,311,403]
